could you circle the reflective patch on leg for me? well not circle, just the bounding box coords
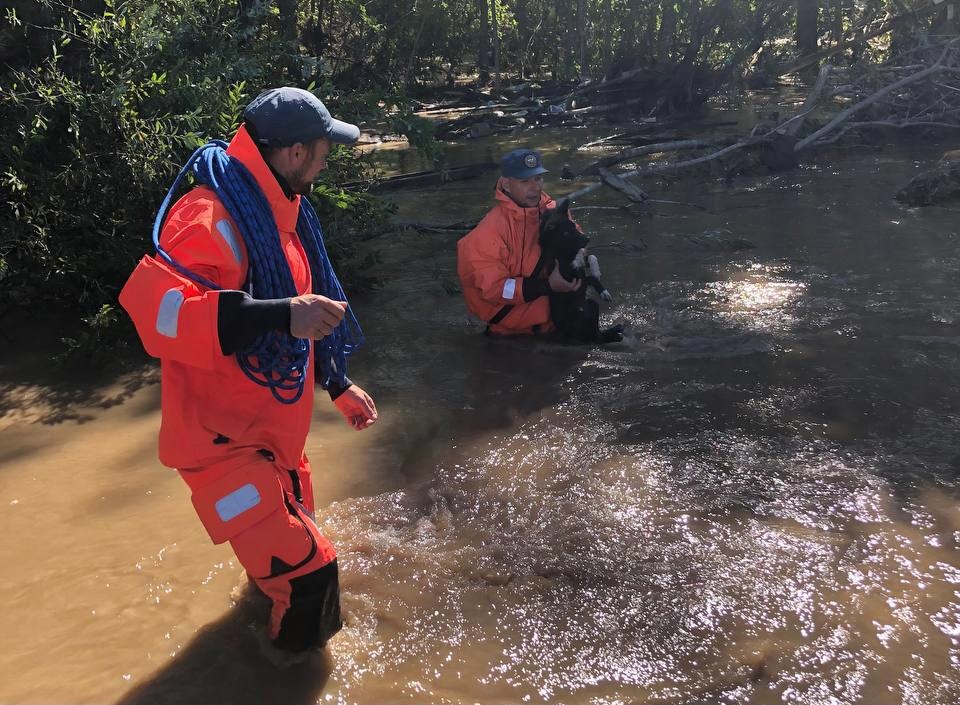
[502,278,516,300]
[156,288,185,338]
[216,483,262,522]
[216,219,244,265]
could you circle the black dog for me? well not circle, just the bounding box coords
[539,200,623,343]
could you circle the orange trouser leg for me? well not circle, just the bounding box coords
[181,452,341,651]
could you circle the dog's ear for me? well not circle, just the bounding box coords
[555,197,571,218]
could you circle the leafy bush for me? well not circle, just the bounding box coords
[0,0,411,359]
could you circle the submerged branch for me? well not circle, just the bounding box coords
[576,138,735,177]
[396,219,479,233]
[564,137,768,203]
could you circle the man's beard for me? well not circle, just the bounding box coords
[290,166,315,195]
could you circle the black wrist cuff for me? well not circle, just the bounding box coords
[325,376,353,401]
[522,277,551,301]
[217,291,292,355]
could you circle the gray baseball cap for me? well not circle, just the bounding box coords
[242,87,360,147]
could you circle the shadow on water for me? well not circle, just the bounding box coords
[115,590,332,705]
[0,367,159,426]
[0,313,159,427]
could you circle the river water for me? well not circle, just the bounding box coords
[1,115,959,704]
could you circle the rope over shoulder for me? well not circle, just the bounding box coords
[151,140,364,404]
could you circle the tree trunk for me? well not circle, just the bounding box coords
[304,0,327,54]
[831,0,844,44]
[795,0,819,58]
[601,0,612,68]
[577,0,587,78]
[516,0,529,78]
[237,0,259,40]
[492,0,501,89]
[403,1,430,87]
[658,0,677,59]
[479,0,490,84]
[278,0,298,46]
[641,5,657,57]
[564,0,577,79]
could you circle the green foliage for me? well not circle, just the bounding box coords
[0,0,417,356]
[56,303,129,365]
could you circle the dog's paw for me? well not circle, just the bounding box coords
[597,324,624,344]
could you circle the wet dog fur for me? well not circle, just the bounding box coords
[538,200,622,343]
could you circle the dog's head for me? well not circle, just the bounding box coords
[539,199,589,259]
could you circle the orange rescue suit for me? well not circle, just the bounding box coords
[120,124,315,472]
[457,178,558,335]
[119,125,340,649]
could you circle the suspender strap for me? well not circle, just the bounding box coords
[489,304,514,325]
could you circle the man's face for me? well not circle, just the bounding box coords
[289,138,332,195]
[503,174,544,207]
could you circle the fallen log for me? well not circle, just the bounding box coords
[557,64,836,204]
[598,168,648,202]
[579,132,633,149]
[562,136,769,204]
[343,162,498,192]
[567,67,655,99]
[433,105,528,136]
[575,138,735,177]
[779,64,833,137]
[416,102,514,116]
[566,97,646,116]
[396,219,480,233]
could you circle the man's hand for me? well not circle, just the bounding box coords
[290,294,348,339]
[333,384,378,431]
[548,261,582,293]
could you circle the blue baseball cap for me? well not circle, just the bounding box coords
[501,149,548,179]
[243,87,360,147]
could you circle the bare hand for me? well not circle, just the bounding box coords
[289,294,348,339]
[548,262,582,293]
[333,384,378,430]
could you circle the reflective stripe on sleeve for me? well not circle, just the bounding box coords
[156,289,185,338]
[215,219,244,265]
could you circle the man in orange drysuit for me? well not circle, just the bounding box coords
[119,87,377,653]
[456,149,583,336]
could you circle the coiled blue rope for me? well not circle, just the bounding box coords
[151,140,363,404]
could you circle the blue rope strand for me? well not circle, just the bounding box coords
[298,198,365,387]
[151,141,363,404]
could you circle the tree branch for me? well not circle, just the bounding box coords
[795,43,960,151]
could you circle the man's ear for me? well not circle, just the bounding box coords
[289,142,307,163]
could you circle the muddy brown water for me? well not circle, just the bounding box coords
[1,115,959,704]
